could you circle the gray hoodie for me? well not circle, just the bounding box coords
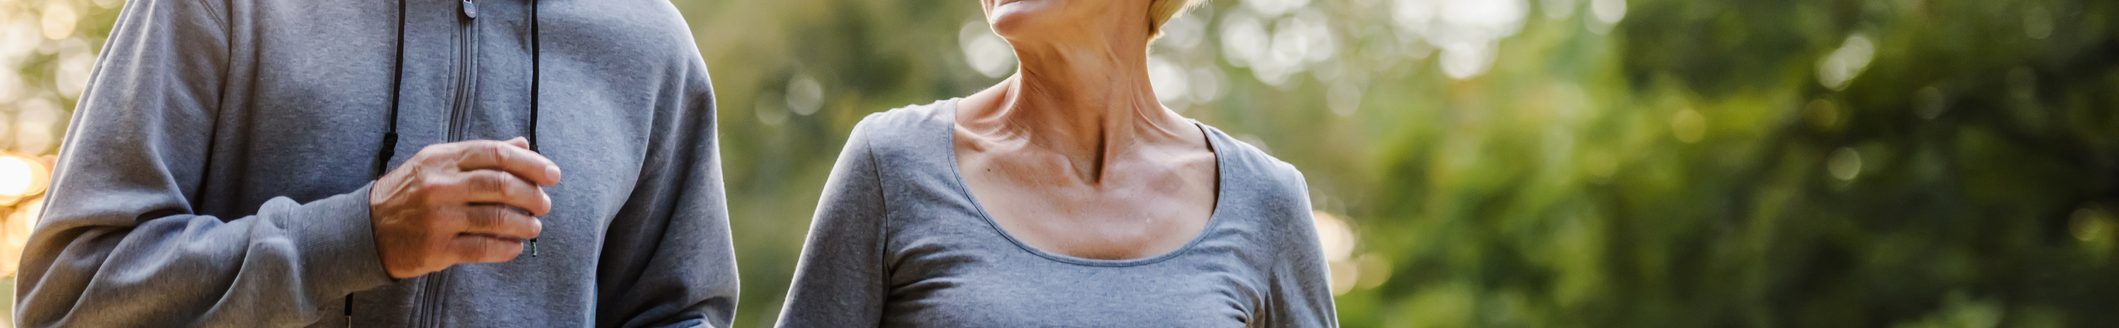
[17,0,736,327]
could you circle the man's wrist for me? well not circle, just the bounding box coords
[284,183,398,293]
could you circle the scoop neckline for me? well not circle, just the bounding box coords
[938,98,1231,267]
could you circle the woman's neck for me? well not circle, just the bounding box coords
[961,37,1198,184]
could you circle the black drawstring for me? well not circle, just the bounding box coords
[373,0,408,179]
[353,0,410,324]
[355,0,544,323]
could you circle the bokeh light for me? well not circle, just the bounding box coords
[1313,210,1360,295]
[0,155,47,199]
[957,19,1015,79]
[1816,34,1875,90]
[37,2,76,41]
[0,196,41,277]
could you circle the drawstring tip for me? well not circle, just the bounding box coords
[343,294,354,327]
[529,239,539,257]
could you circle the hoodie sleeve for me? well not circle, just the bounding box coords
[14,0,394,326]
[594,61,740,328]
[774,115,890,328]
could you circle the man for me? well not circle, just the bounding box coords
[16,0,736,326]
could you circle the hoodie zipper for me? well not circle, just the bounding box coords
[447,0,481,142]
[413,1,479,327]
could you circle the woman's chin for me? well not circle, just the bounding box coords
[988,15,1060,41]
[987,0,1055,28]
[991,0,1049,12]
[986,0,1099,45]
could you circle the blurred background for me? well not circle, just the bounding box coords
[3,0,2118,326]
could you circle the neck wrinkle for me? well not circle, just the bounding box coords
[979,33,1191,185]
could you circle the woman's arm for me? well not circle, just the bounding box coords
[1257,171,1340,327]
[776,116,893,328]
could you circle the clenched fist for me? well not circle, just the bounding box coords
[370,137,561,279]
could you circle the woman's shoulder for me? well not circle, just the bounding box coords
[1196,123,1324,254]
[841,99,960,165]
[1197,123,1309,198]
[848,99,954,141]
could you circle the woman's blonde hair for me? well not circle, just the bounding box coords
[1148,0,1205,39]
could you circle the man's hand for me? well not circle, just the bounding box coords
[370,137,562,279]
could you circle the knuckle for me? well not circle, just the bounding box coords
[415,175,443,190]
[454,142,492,162]
[411,169,443,187]
[470,174,503,193]
[504,211,528,232]
[414,145,440,158]
[417,181,453,205]
[491,142,511,163]
[531,193,551,214]
[457,207,484,227]
[475,141,504,156]
[418,144,458,162]
[486,206,510,226]
[501,178,526,200]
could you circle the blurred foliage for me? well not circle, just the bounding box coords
[7,0,2119,327]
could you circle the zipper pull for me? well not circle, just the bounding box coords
[460,0,478,19]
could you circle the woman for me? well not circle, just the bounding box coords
[777,0,1337,326]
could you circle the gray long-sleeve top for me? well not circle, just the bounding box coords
[18,0,737,326]
[776,100,1339,327]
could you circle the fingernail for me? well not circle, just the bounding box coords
[546,165,562,182]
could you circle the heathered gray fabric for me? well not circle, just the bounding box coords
[776,100,1338,327]
[18,0,737,326]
